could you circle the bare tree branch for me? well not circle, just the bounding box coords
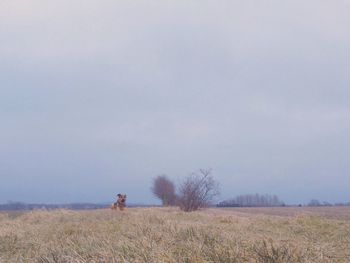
[177,169,219,212]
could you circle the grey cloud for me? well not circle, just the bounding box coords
[1,0,350,204]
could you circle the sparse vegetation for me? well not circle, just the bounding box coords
[1,207,350,262]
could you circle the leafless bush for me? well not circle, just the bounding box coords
[177,169,219,212]
[151,175,176,206]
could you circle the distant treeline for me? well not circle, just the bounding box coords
[217,195,350,208]
[0,202,159,211]
[307,199,350,207]
[2,199,349,211]
[217,194,285,207]
[0,202,109,211]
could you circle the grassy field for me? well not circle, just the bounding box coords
[1,207,350,262]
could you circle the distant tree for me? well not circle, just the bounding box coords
[177,169,220,212]
[308,199,321,207]
[151,175,176,206]
[322,201,333,207]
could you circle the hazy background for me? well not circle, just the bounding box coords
[1,0,349,205]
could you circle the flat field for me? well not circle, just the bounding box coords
[1,207,350,262]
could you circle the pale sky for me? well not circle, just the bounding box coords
[1,0,350,205]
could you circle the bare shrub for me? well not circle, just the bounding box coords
[177,169,219,212]
[151,175,176,206]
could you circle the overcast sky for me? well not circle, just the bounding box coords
[1,0,349,205]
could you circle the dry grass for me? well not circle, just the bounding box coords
[1,207,350,262]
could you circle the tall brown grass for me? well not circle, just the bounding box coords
[0,207,349,262]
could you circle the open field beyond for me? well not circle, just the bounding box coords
[1,207,350,263]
